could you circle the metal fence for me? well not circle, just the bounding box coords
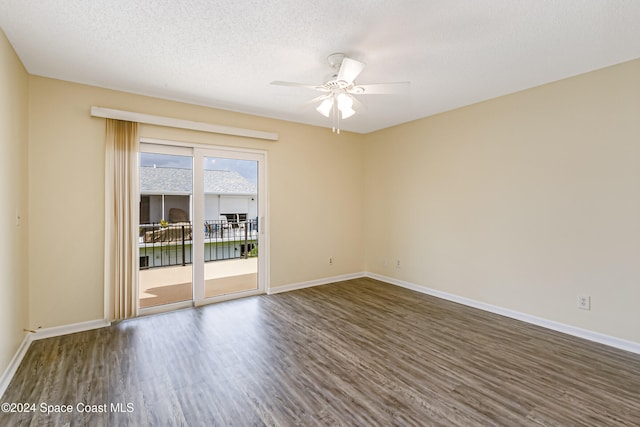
[139,219,258,269]
[204,217,258,262]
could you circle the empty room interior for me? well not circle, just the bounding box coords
[1,1,640,425]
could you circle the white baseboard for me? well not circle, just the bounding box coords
[366,272,640,355]
[268,272,365,295]
[0,333,32,399]
[0,319,111,398]
[30,319,111,341]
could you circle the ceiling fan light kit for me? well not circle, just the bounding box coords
[271,53,410,134]
[315,93,356,134]
[316,98,333,117]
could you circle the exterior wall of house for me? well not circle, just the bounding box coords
[148,195,163,222]
[365,58,640,344]
[0,30,29,383]
[215,195,257,221]
[143,194,256,224]
[27,75,365,329]
[139,240,256,268]
[143,194,191,223]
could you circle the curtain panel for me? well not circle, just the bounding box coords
[104,119,139,321]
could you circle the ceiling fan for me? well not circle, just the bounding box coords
[271,53,410,133]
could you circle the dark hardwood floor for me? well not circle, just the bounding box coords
[2,278,639,426]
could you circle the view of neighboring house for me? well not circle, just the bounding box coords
[139,166,257,224]
[139,166,258,268]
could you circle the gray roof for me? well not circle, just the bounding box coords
[140,167,256,195]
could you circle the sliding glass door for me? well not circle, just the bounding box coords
[138,145,194,309]
[193,147,265,305]
[138,142,266,312]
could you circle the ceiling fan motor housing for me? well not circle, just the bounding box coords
[325,80,350,90]
[327,53,346,70]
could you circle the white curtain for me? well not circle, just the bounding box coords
[104,119,139,321]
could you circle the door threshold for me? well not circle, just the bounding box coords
[138,300,193,317]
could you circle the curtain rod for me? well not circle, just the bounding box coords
[90,106,279,141]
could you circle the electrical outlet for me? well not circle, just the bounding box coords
[396,259,401,269]
[577,295,591,310]
[329,257,333,265]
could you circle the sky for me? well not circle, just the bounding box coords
[140,152,258,185]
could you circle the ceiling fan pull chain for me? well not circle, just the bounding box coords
[331,96,340,133]
[337,106,341,134]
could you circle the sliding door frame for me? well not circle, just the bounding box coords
[138,137,269,314]
[193,146,267,306]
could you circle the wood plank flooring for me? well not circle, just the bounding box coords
[2,278,639,426]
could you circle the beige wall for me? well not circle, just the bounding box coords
[365,59,640,343]
[0,31,29,377]
[27,77,365,329]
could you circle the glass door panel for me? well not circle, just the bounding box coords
[138,142,266,312]
[202,156,259,298]
[138,150,193,309]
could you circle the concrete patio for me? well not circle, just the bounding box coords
[139,257,258,308]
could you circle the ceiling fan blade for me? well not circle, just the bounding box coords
[310,94,332,102]
[349,94,366,111]
[350,81,410,94]
[337,57,365,84]
[270,81,327,91]
[302,94,332,108]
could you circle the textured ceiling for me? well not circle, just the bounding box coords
[2,1,640,134]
